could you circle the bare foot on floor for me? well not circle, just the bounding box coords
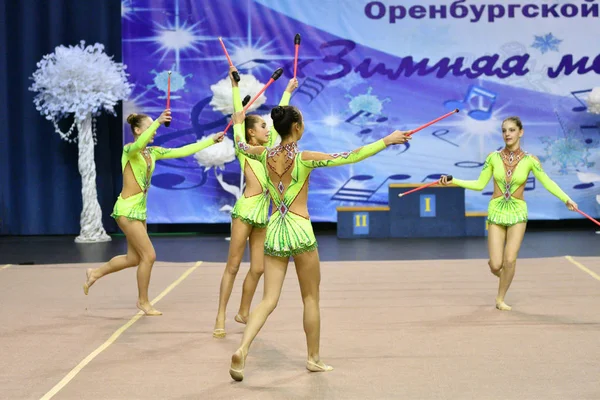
[83,268,96,295]
[495,301,512,311]
[213,317,226,338]
[306,359,333,372]
[230,349,246,381]
[137,301,162,316]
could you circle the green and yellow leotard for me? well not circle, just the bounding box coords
[111,120,218,221]
[234,136,387,257]
[230,86,291,228]
[452,149,571,226]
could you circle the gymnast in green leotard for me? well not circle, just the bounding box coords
[228,105,411,381]
[213,67,298,338]
[83,109,225,316]
[440,116,578,311]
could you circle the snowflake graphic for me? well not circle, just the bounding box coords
[346,87,390,116]
[539,134,595,174]
[344,87,391,140]
[147,68,192,99]
[531,33,562,54]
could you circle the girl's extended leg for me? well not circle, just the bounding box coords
[83,231,141,294]
[236,226,267,323]
[214,218,253,337]
[230,254,289,381]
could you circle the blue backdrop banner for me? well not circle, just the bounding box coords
[121,0,600,223]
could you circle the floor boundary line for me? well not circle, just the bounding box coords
[39,261,203,400]
[564,256,600,282]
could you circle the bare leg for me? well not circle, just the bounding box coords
[117,218,161,316]
[83,235,140,295]
[230,255,289,381]
[487,223,507,278]
[294,250,333,372]
[214,218,253,337]
[236,226,266,323]
[496,222,526,311]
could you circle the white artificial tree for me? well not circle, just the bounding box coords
[30,41,133,242]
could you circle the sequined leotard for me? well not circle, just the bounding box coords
[111,121,218,221]
[233,133,388,257]
[229,87,290,228]
[452,149,571,226]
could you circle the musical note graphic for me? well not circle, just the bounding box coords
[292,77,326,103]
[346,110,388,125]
[525,176,535,191]
[570,89,592,112]
[574,182,595,189]
[573,171,600,190]
[444,85,497,121]
[395,142,410,155]
[331,174,411,204]
[282,59,313,79]
[455,161,485,168]
[579,123,600,148]
[345,110,388,135]
[421,174,444,182]
[431,129,459,147]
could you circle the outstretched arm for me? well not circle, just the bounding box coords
[267,78,297,147]
[529,155,571,203]
[153,133,225,160]
[299,130,410,168]
[124,109,171,155]
[124,121,160,155]
[451,153,494,191]
[230,67,247,153]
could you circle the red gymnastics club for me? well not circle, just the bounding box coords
[218,37,240,83]
[165,70,171,127]
[224,67,284,133]
[397,176,452,198]
[406,109,459,136]
[293,33,301,78]
[575,209,600,227]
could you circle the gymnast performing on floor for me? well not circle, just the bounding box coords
[440,116,578,311]
[226,104,411,381]
[83,109,225,316]
[213,67,298,338]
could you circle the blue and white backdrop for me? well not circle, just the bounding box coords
[122,0,600,223]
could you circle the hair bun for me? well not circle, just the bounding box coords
[126,114,137,124]
[271,106,285,122]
